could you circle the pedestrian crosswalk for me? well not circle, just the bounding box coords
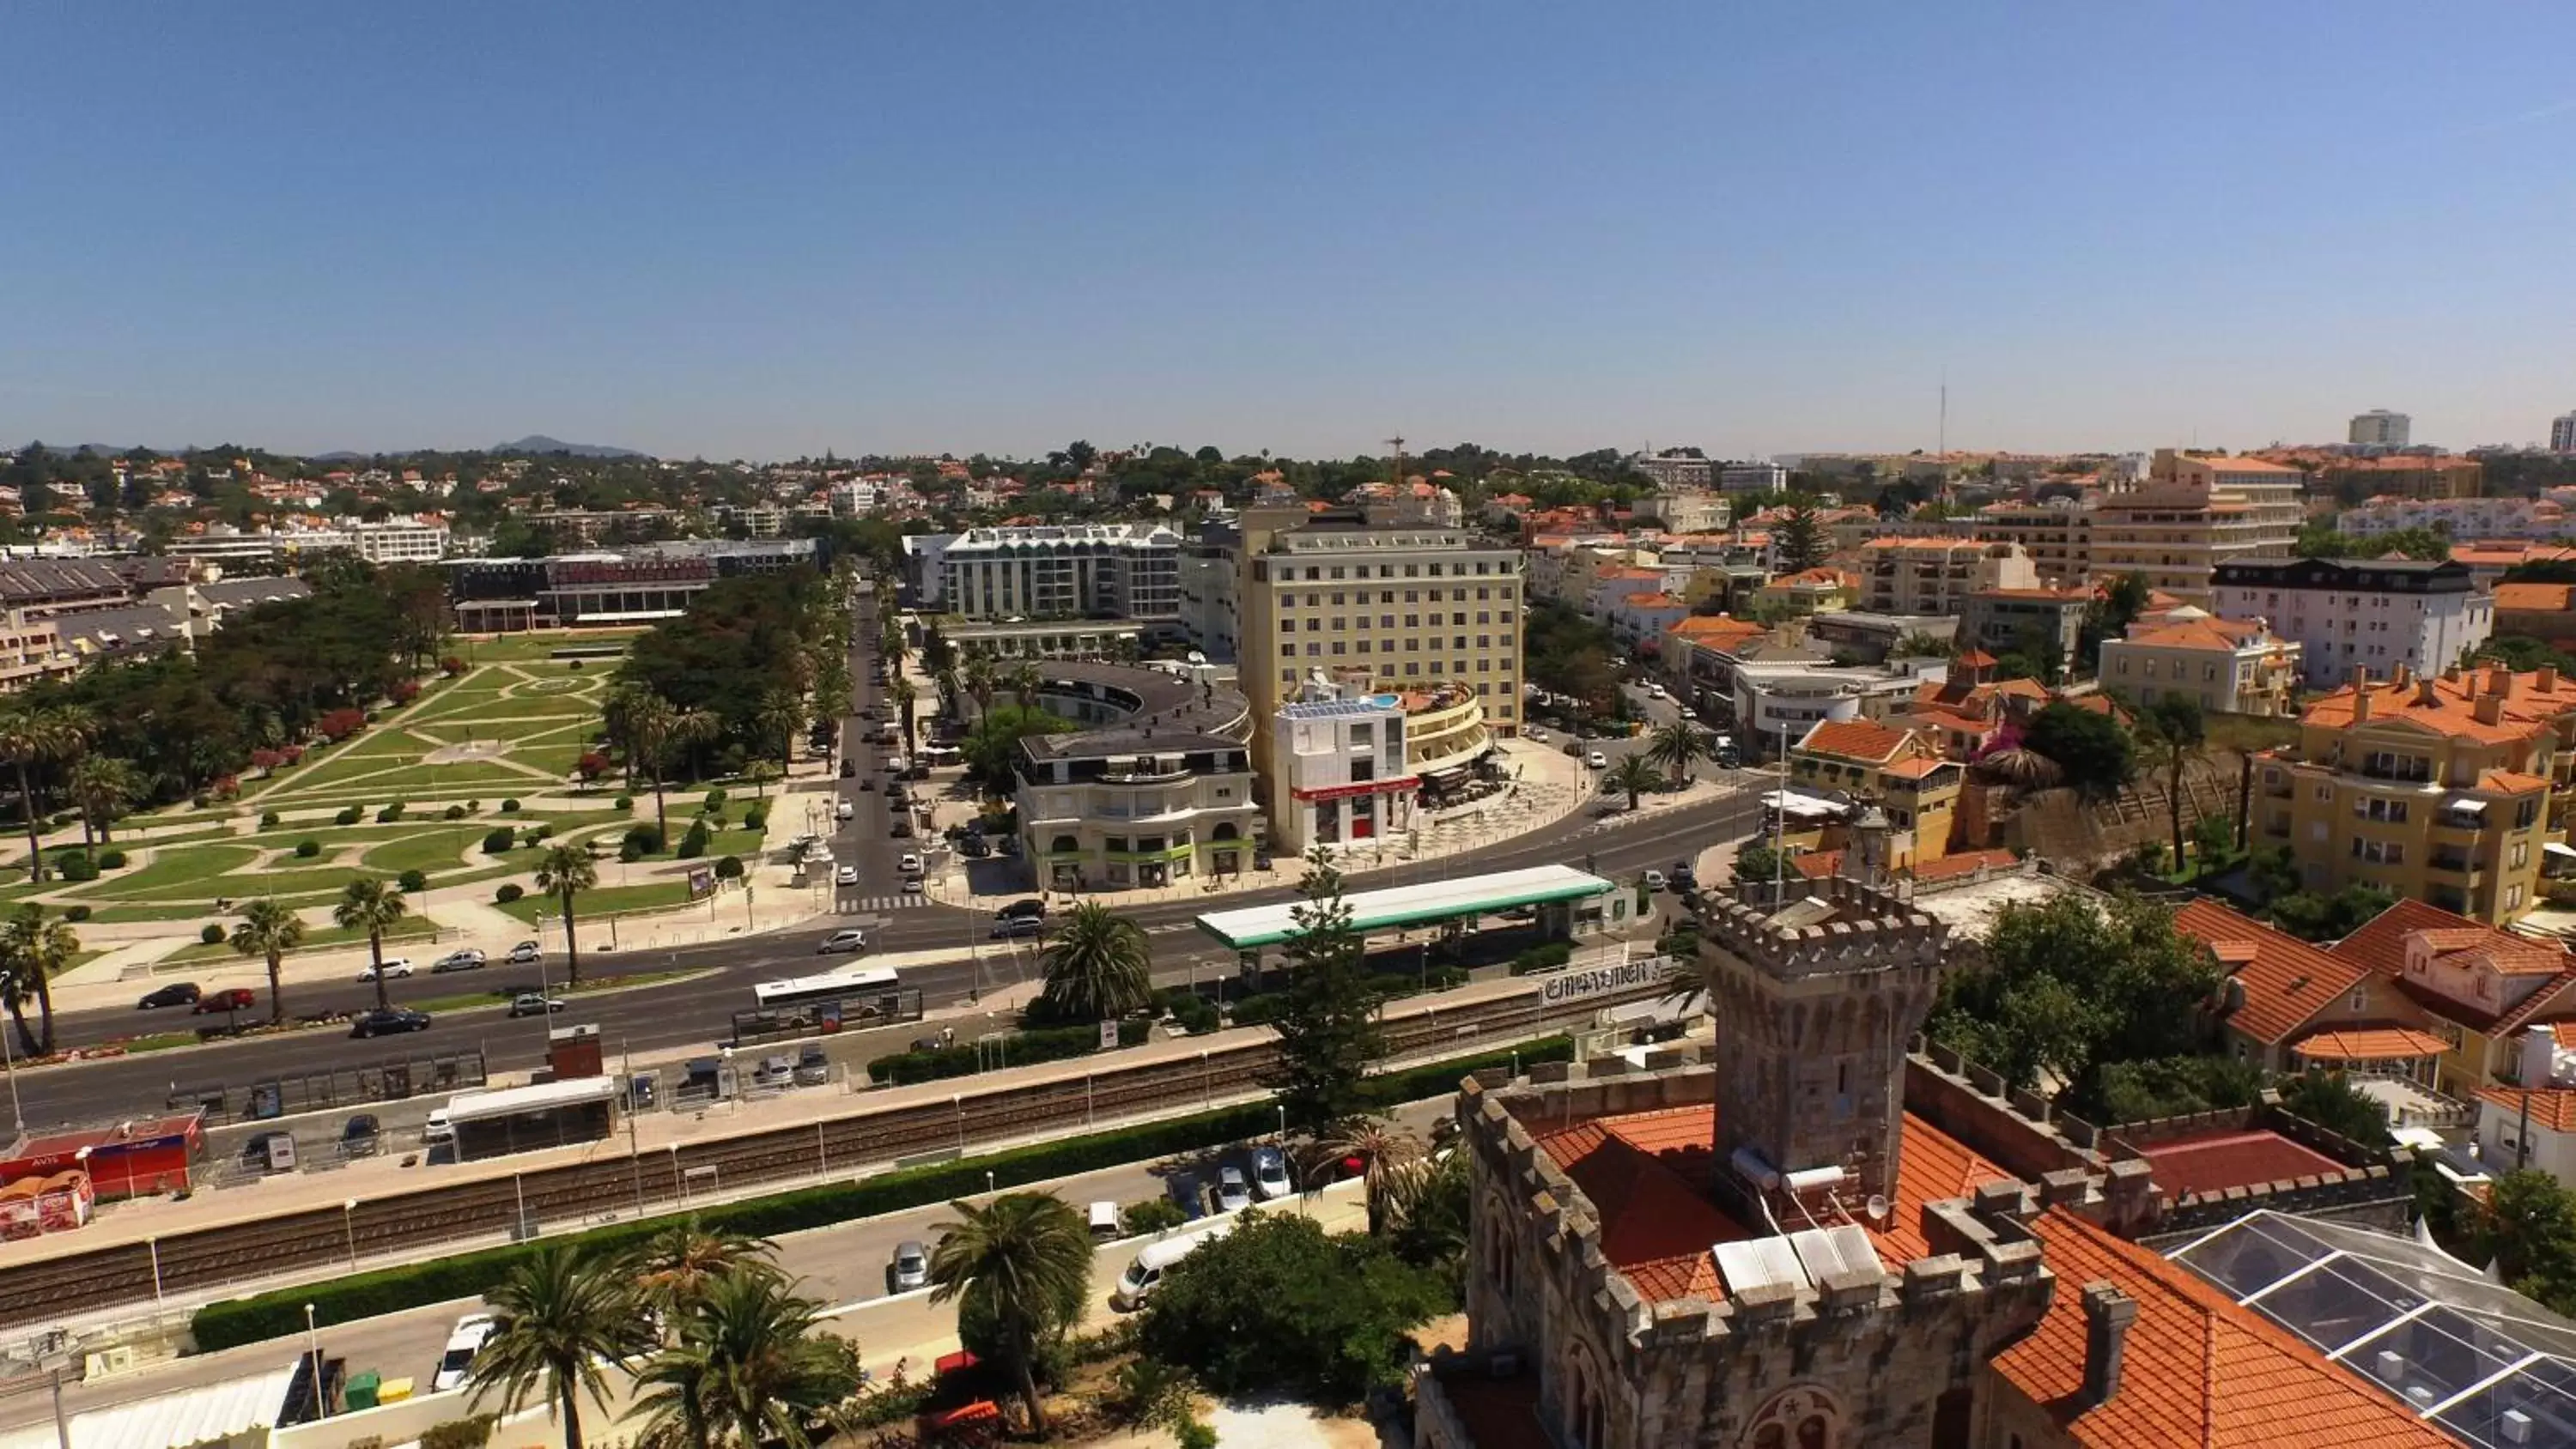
[835,894,928,913]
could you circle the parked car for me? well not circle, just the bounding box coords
[890,1240,930,1293]
[817,928,868,955]
[349,1007,431,1038]
[241,1131,295,1171]
[431,949,487,973]
[752,1053,795,1089]
[137,982,201,1010]
[507,993,565,1017]
[1214,1165,1253,1214]
[1251,1146,1291,1201]
[898,852,922,874]
[1586,751,1608,769]
[354,958,415,982]
[1642,870,1668,892]
[835,864,860,887]
[192,987,256,1016]
[341,1113,382,1157]
[430,1314,497,1392]
[794,1043,830,1086]
[504,940,543,965]
[1526,728,1549,743]
[990,915,1042,940]
[996,898,1048,922]
[859,775,876,791]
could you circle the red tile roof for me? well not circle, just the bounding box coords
[2132,1129,2343,1198]
[2172,900,2371,1047]
[2290,1028,2451,1062]
[2473,1085,2576,1133]
[1795,718,1917,763]
[2493,582,2575,613]
[2330,898,2572,981]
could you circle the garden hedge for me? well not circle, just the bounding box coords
[866,1017,1153,1086]
[188,1036,1571,1350]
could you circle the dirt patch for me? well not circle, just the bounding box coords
[422,740,504,765]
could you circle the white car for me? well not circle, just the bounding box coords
[430,1313,496,1392]
[1525,728,1548,743]
[355,958,414,982]
[902,878,924,895]
[835,800,854,822]
[1251,1147,1291,1201]
[1647,683,1668,700]
[834,864,859,887]
[1642,870,1668,892]
[1585,751,1608,769]
[897,852,922,874]
[423,1108,453,1145]
[1214,1165,1254,1214]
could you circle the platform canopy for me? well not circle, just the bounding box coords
[445,1075,617,1125]
[1194,864,1613,950]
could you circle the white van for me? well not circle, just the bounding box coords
[1109,1217,1235,1311]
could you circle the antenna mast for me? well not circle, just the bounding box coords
[1386,435,1406,492]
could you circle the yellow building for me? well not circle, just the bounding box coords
[2326,897,2576,1096]
[1787,718,1961,870]
[2257,663,2576,925]
[1750,566,1855,617]
[1235,511,1526,786]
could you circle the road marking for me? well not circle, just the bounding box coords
[837,895,927,913]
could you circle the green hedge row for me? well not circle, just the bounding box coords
[190,1036,1572,1351]
[866,1017,1152,1086]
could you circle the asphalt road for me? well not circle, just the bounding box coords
[11,609,1766,1131]
[3,1099,1442,1433]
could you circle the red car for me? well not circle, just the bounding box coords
[192,987,256,1015]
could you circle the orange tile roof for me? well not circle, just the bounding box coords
[1910,848,2018,882]
[1958,648,1998,666]
[1795,718,1917,763]
[2290,1028,2451,1062]
[1881,756,1948,780]
[2172,901,2372,1047]
[2493,582,2575,612]
[2480,767,2553,793]
[1666,614,1766,641]
[2119,620,2266,652]
[2299,668,2569,744]
[1993,1208,2449,1447]
[2474,1085,2576,1132]
[2330,897,2570,979]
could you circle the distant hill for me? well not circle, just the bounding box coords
[492,435,647,459]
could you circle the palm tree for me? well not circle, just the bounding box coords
[0,904,78,1057]
[229,897,305,1026]
[1607,754,1661,811]
[0,705,86,882]
[1971,745,2063,792]
[333,876,408,1012]
[1321,1118,1425,1237]
[1006,661,1044,706]
[933,664,963,724]
[627,1217,782,1321]
[963,653,997,721]
[756,689,805,779]
[535,844,600,988]
[890,677,920,755]
[927,1193,1096,1438]
[1643,721,1712,785]
[1038,902,1151,1021]
[2136,695,2209,870]
[468,1246,643,1449]
[609,688,682,841]
[880,621,908,678]
[636,1272,856,1449]
[67,754,141,848]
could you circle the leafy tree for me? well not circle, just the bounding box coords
[2297,521,2451,561]
[0,905,76,1057]
[2022,701,2135,800]
[1263,846,1388,1131]
[927,1192,1095,1438]
[467,1246,645,1449]
[2089,1055,2265,1124]
[2076,572,2151,675]
[1643,721,1711,784]
[1925,893,2221,1106]
[2472,1171,2576,1314]
[67,754,140,847]
[1038,902,1152,1021]
[635,1271,856,1449]
[890,676,919,755]
[2264,882,2396,943]
[2133,694,2207,868]
[1731,841,1784,888]
[960,703,1074,797]
[2189,811,2237,867]
[228,897,306,1026]
[2277,1071,2392,1149]
[333,876,409,1012]
[2475,634,2576,675]
[0,704,88,882]
[1136,1212,1449,1403]
[605,687,714,843]
[1606,754,1661,810]
[535,844,600,987]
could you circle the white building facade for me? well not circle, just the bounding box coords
[938,523,1181,621]
[2350,409,2413,448]
[2209,556,2491,687]
[1266,676,1414,856]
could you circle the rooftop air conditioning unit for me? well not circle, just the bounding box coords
[2500,1409,2533,1444]
[2377,1351,2406,1381]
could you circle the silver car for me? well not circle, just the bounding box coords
[890,1240,929,1293]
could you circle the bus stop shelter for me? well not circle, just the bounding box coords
[447,1076,618,1162]
[1193,864,1619,956]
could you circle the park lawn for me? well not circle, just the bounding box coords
[495,879,694,925]
[418,713,596,746]
[358,825,507,876]
[160,915,447,965]
[285,761,559,800]
[70,843,260,900]
[457,629,641,664]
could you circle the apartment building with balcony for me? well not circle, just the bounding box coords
[1233,512,1526,788]
[2085,482,2294,605]
[937,522,1182,623]
[1966,498,2090,584]
[2148,451,2309,537]
[1853,537,2041,615]
[1731,657,1947,761]
[2342,494,2576,541]
[2254,664,2576,925]
[2318,454,2482,502]
[2210,555,2489,688]
[1959,584,2092,675]
[2097,612,2302,717]
[1012,661,1261,892]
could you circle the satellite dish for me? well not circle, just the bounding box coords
[1865,1194,1891,1223]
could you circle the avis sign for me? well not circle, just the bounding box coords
[1539,957,1666,1007]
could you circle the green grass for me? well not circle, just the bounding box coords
[71,843,260,900]
[356,825,505,876]
[493,880,695,924]
[407,967,706,1014]
[453,629,642,664]
[161,916,446,965]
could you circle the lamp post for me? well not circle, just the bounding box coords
[303,1303,327,1417]
[341,1200,358,1270]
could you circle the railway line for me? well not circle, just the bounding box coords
[0,976,1656,1326]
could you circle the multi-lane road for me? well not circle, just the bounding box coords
[11,592,1765,1129]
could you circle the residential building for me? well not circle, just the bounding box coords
[2494,581,2576,651]
[1638,490,1727,534]
[1176,515,1242,663]
[1012,661,1261,892]
[708,503,786,538]
[1233,512,1526,789]
[2097,611,2303,716]
[1752,567,1857,618]
[1606,591,1690,651]
[1789,718,1960,869]
[1958,585,2090,676]
[1631,452,1712,489]
[2255,664,2574,926]
[1732,657,1947,759]
[1266,673,1413,857]
[1854,538,2038,616]
[935,523,1182,623]
[2318,454,2482,501]
[1354,479,1464,529]
[898,531,960,605]
[1400,680,1495,790]
[2348,409,2413,448]
[934,618,1144,661]
[2449,539,2576,589]
[2555,412,2576,456]
[2342,494,2576,541]
[2208,555,2490,687]
[0,610,72,692]
[2147,450,2308,540]
[2330,897,2576,1096]
[1717,459,1788,494]
[2086,480,2294,605]
[1891,656,2055,761]
[1660,612,1773,703]
[1803,609,1957,664]
[1966,498,2090,584]
[2169,900,2438,1079]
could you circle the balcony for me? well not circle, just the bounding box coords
[2429,851,2480,879]
[1102,761,1191,785]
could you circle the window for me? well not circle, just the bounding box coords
[2349,988,2368,1011]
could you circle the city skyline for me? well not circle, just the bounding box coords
[6,3,2574,459]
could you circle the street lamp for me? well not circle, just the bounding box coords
[303,1303,327,1417]
[341,1200,358,1270]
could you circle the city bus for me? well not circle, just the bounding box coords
[752,967,902,1014]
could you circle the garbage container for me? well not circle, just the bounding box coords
[343,1371,381,1411]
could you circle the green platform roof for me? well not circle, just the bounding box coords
[1193,864,1613,949]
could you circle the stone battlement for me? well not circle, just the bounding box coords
[1700,876,1947,979]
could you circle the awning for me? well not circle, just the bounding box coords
[445,1076,617,1125]
[2291,1028,2453,1062]
[2548,842,2576,861]
[2443,796,2489,815]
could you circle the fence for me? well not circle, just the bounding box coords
[166,1049,490,1125]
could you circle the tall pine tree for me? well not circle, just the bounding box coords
[1263,845,1388,1131]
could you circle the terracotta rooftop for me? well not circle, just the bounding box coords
[2130,1128,2345,1199]
[2330,898,2572,982]
[1795,718,1918,764]
[2172,900,2372,1047]
[2493,581,2575,612]
[1991,1208,2449,1447]
[2473,1085,2576,1133]
[1522,1103,2009,1303]
[2288,1028,2451,1062]
[2299,664,2576,743]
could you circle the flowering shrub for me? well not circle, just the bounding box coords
[318,708,367,743]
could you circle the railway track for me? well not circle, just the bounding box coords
[0,979,1648,1326]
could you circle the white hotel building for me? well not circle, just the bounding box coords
[1267,675,1415,856]
[936,523,1182,623]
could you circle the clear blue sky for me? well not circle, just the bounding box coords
[5,3,2573,461]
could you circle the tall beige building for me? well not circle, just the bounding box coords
[1236,510,1525,783]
